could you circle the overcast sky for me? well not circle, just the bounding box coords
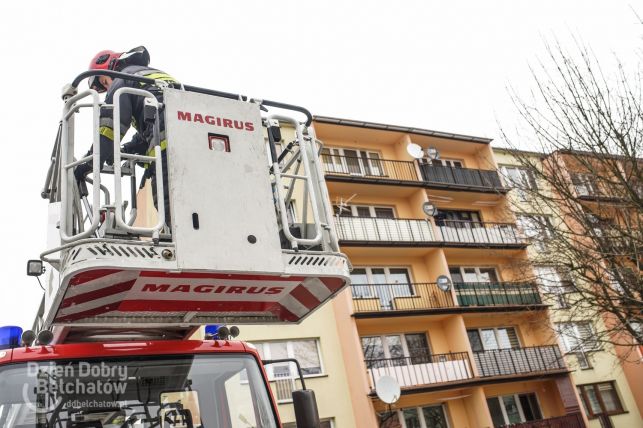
[0,1,640,329]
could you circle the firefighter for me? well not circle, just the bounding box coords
[74,46,177,227]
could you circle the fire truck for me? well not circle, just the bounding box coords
[0,68,351,427]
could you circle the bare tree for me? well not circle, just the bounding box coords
[500,42,642,360]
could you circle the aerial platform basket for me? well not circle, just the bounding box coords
[36,71,350,341]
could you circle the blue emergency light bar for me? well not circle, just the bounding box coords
[204,325,220,336]
[0,326,23,350]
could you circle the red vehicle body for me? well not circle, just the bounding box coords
[0,340,288,427]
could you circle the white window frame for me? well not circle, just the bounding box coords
[488,393,542,426]
[351,266,414,293]
[342,205,397,218]
[437,158,465,168]
[396,404,451,428]
[449,266,501,283]
[322,147,385,176]
[501,165,538,201]
[468,326,521,351]
[534,265,575,308]
[360,332,432,360]
[517,214,554,251]
[253,339,325,380]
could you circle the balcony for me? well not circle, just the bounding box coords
[321,155,508,194]
[419,163,507,193]
[366,351,474,391]
[322,155,420,184]
[473,346,566,378]
[352,282,455,313]
[436,220,526,247]
[505,413,585,428]
[335,216,436,246]
[454,282,542,307]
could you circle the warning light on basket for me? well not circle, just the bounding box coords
[208,133,230,152]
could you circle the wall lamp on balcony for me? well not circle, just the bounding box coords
[436,275,452,291]
[422,201,439,217]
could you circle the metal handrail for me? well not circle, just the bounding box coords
[335,216,435,242]
[504,412,585,428]
[70,69,313,125]
[322,155,419,182]
[418,163,505,188]
[365,351,474,388]
[60,89,102,243]
[351,282,454,312]
[436,220,524,245]
[473,345,565,377]
[454,281,542,306]
[112,87,165,240]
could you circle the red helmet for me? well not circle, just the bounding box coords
[88,50,122,92]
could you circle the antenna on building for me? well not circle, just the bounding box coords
[334,194,357,216]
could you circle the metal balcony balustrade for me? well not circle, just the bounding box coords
[473,345,566,378]
[321,154,419,182]
[454,282,542,307]
[436,220,525,246]
[335,216,435,244]
[351,282,455,312]
[335,216,525,248]
[504,413,585,428]
[365,351,474,390]
[419,163,505,190]
[321,154,507,192]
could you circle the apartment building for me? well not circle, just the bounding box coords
[494,147,642,428]
[314,117,585,428]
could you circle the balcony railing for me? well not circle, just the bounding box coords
[335,216,435,243]
[366,351,474,390]
[322,155,419,182]
[505,412,585,428]
[437,220,525,246]
[473,345,565,377]
[419,163,505,190]
[454,282,542,307]
[351,282,455,312]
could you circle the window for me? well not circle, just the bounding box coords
[438,210,482,223]
[577,382,625,418]
[438,158,464,168]
[534,266,575,308]
[253,339,323,403]
[557,322,599,369]
[449,266,499,284]
[501,166,538,201]
[516,215,554,250]
[253,339,323,378]
[487,393,543,427]
[361,333,431,367]
[571,173,600,197]
[467,327,520,352]
[333,204,396,219]
[389,405,449,428]
[321,147,384,176]
[350,267,413,309]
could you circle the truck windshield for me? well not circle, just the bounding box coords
[0,354,278,428]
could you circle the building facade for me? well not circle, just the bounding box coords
[493,148,642,428]
[313,117,585,428]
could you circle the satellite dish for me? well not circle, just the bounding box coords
[375,376,401,404]
[406,143,425,159]
[436,275,452,292]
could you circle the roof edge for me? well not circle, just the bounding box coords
[313,115,493,145]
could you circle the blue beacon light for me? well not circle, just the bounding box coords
[0,326,23,350]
